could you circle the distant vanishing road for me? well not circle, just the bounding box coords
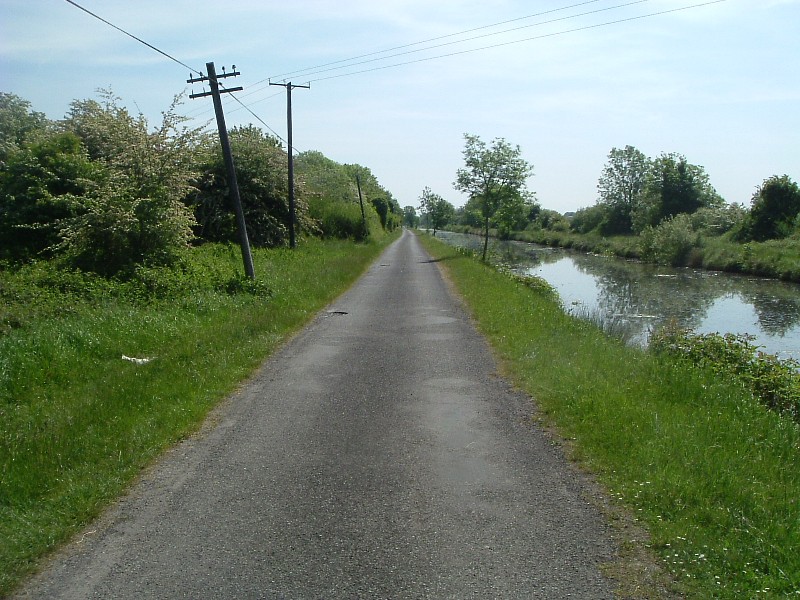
[17,230,618,599]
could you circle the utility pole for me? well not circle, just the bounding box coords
[188,62,255,279]
[269,81,309,249]
[355,173,367,234]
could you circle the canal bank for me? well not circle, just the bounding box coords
[436,230,800,362]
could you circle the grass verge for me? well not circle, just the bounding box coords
[0,235,397,595]
[419,233,800,599]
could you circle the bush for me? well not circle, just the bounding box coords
[57,174,195,275]
[0,132,98,260]
[748,175,800,241]
[570,205,606,234]
[689,204,748,236]
[308,196,371,241]
[650,323,800,420]
[192,125,317,247]
[58,92,201,274]
[639,213,700,266]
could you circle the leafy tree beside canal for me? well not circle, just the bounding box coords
[453,134,535,261]
[418,186,454,237]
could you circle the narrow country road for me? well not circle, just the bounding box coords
[17,230,618,599]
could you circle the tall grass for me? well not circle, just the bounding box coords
[0,236,396,595]
[701,237,800,281]
[419,234,800,598]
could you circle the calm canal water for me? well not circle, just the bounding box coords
[435,231,800,362]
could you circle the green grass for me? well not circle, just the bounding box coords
[0,235,397,595]
[419,234,800,599]
[701,236,800,281]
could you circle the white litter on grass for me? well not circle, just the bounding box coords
[122,355,153,365]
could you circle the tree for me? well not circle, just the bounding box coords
[418,187,454,236]
[532,209,571,233]
[633,153,723,233]
[495,192,535,238]
[194,125,316,247]
[0,93,48,164]
[295,150,358,204]
[596,145,649,234]
[690,203,748,236]
[0,131,98,260]
[571,204,606,234]
[748,175,800,241]
[456,196,484,229]
[402,205,419,228]
[60,91,201,273]
[454,134,533,260]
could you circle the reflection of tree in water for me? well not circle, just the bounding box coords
[437,231,800,342]
[440,233,558,271]
[568,254,718,332]
[739,286,800,336]
[491,239,559,271]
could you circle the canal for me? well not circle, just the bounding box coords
[435,231,800,362]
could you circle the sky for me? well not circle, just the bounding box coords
[1,0,798,213]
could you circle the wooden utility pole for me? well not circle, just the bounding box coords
[188,62,255,279]
[355,173,367,233]
[269,81,309,249]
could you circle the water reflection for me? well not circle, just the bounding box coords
[436,232,800,361]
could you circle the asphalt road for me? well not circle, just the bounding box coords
[17,230,618,599]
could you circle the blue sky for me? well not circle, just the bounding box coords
[2,0,798,213]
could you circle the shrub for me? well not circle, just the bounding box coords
[650,323,800,420]
[570,205,606,234]
[192,125,317,247]
[308,196,371,241]
[690,204,748,236]
[56,174,195,275]
[748,175,800,241]
[58,92,201,274]
[639,213,700,266]
[0,132,98,260]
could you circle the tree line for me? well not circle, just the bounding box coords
[416,137,799,268]
[0,91,402,276]
[575,145,799,243]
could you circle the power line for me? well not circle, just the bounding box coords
[63,0,202,75]
[239,0,615,107]
[226,92,291,150]
[63,0,287,146]
[185,83,290,148]
[307,0,730,84]
[248,0,617,103]
[238,0,724,108]
[264,0,610,83]
[181,87,284,120]
[185,88,295,153]
[281,0,653,83]
[63,0,728,151]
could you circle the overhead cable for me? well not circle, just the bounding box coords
[307,0,730,83]
[63,0,202,75]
